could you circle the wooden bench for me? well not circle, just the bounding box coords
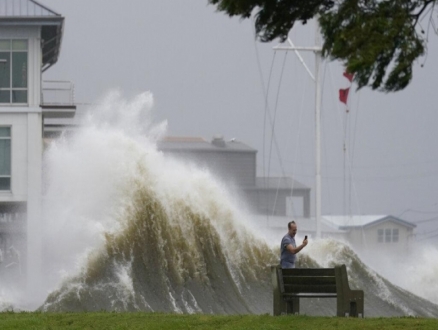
[271,264,364,317]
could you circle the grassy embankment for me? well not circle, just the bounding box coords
[1,313,438,330]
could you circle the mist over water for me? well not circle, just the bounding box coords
[0,91,437,316]
[357,244,438,306]
[402,247,438,305]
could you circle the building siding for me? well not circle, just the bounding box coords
[165,150,256,187]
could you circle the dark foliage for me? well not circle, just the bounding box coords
[208,0,436,92]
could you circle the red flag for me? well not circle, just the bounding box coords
[339,88,350,104]
[343,71,354,82]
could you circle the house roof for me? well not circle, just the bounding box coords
[0,0,59,17]
[322,215,417,229]
[0,0,64,70]
[157,136,256,153]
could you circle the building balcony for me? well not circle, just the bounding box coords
[41,80,76,118]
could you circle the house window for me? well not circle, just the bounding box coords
[0,127,11,190]
[392,229,399,242]
[378,229,384,243]
[378,228,400,243]
[0,40,28,104]
[385,229,392,242]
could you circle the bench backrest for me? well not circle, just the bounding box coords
[278,268,337,294]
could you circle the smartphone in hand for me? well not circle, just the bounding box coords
[305,235,308,240]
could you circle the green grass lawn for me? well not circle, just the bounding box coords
[0,313,437,330]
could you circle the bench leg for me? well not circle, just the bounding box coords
[275,296,288,316]
[355,292,364,318]
[287,298,300,315]
[278,298,300,315]
[337,298,364,317]
[349,291,364,318]
[350,301,357,317]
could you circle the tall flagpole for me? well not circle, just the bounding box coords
[273,23,322,238]
[315,27,322,239]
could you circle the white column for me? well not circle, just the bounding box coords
[26,111,43,299]
[29,29,42,107]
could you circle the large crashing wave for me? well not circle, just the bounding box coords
[38,91,438,316]
[42,158,276,313]
[40,91,276,313]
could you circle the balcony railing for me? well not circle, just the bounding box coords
[41,80,75,106]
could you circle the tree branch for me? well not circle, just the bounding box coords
[411,0,434,27]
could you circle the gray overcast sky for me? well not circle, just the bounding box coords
[41,0,438,235]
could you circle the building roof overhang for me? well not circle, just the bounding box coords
[0,14,64,70]
[324,215,417,230]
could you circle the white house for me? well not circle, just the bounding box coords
[322,215,416,253]
[0,0,75,289]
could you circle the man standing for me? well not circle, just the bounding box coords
[280,221,308,268]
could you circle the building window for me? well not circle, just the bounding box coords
[378,228,400,243]
[385,228,391,242]
[378,229,384,243]
[0,40,28,104]
[0,127,11,190]
[392,228,399,242]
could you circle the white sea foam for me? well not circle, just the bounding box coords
[168,290,182,314]
[181,289,202,314]
[112,260,137,310]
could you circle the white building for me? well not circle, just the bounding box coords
[322,215,416,253]
[0,0,75,289]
